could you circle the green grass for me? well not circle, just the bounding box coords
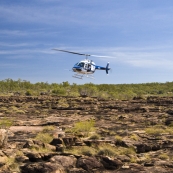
[67,119,95,137]
[145,126,165,136]
[115,135,123,143]
[42,125,56,133]
[5,157,19,172]
[130,134,139,141]
[88,133,100,140]
[35,132,53,143]
[31,146,53,153]
[0,118,13,129]
[158,153,169,160]
[145,125,173,136]
[65,146,96,156]
[97,144,117,157]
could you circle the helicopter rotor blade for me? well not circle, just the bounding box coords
[52,48,114,59]
[52,49,91,57]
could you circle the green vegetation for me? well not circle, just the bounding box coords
[158,153,169,160]
[31,146,53,153]
[65,143,136,159]
[0,118,13,129]
[42,125,56,133]
[5,157,19,172]
[66,119,95,137]
[145,125,173,136]
[35,132,53,143]
[118,146,136,155]
[97,144,117,157]
[88,133,101,140]
[130,134,139,141]
[65,146,97,156]
[1,78,173,99]
[115,135,123,143]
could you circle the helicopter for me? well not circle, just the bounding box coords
[53,49,111,79]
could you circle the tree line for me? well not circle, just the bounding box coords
[0,78,173,99]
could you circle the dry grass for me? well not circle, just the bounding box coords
[35,132,53,144]
[65,146,96,156]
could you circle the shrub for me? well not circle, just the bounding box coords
[89,133,100,140]
[130,157,137,163]
[118,147,136,155]
[25,90,32,96]
[35,132,53,143]
[80,146,96,156]
[52,87,66,95]
[115,135,123,144]
[58,98,69,107]
[71,119,95,137]
[42,126,55,133]
[65,146,96,156]
[97,144,117,157]
[5,157,19,172]
[130,134,139,141]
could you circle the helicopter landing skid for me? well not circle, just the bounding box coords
[72,73,94,79]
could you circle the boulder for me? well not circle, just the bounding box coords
[100,156,123,170]
[76,156,104,172]
[0,129,8,148]
[21,162,64,173]
[50,138,63,146]
[25,152,42,162]
[50,155,77,169]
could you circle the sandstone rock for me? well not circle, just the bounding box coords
[116,163,145,173]
[15,155,29,163]
[50,155,77,169]
[145,166,173,173]
[154,160,173,168]
[23,139,34,148]
[25,152,42,162]
[117,155,131,162]
[100,156,123,170]
[76,156,104,172]
[0,129,8,148]
[21,162,65,173]
[50,138,63,146]
[68,167,88,173]
[56,144,64,152]
[165,117,173,126]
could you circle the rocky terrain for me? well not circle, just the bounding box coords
[0,95,173,172]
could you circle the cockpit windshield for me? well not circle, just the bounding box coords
[78,62,85,67]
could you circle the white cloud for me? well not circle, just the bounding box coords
[59,45,173,69]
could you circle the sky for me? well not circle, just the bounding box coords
[1,0,173,84]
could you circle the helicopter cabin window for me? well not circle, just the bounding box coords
[78,62,85,67]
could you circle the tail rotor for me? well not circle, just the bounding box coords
[106,62,110,74]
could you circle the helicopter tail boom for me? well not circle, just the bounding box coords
[95,62,110,74]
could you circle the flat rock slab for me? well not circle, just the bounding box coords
[9,126,43,132]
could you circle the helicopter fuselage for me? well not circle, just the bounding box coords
[52,48,111,79]
[72,59,96,74]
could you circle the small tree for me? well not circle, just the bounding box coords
[70,119,95,137]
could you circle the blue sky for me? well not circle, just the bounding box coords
[1,0,173,84]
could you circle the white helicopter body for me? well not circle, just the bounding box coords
[53,49,111,79]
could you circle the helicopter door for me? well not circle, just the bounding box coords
[84,63,88,70]
[91,64,95,71]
